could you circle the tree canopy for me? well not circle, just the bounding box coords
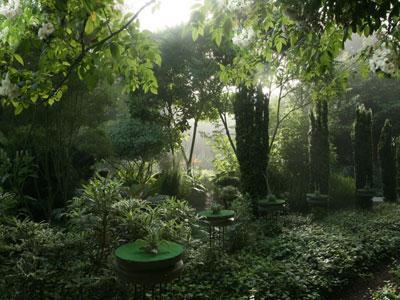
[0,0,160,113]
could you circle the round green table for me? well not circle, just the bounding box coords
[198,210,235,249]
[306,193,329,207]
[258,199,287,222]
[114,240,184,299]
[356,188,375,209]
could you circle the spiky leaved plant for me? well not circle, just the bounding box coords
[353,104,373,189]
[378,119,397,201]
[309,100,330,194]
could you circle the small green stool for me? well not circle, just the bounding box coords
[114,240,184,299]
[259,199,287,225]
[198,209,235,249]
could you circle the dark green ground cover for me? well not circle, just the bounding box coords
[1,204,400,299]
[166,204,400,299]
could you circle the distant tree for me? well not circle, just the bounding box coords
[378,119,397,201]
[127,25,223,172]
[109,118,167,161]
[309,100,330,194]
[353,104,373,189]
[234,85,269,215]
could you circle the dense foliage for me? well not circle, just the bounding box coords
[1,1,400,299]
[3,202,400,299]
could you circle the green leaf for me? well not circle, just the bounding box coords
[85,18,95,35]
[192,28,199,41]
[150,86,158,95]
[13,54,24,66]
[276,41,283,53]
[213,28,223,46]
[30,94,38,103]
[110,43,120,59]
[320,51,330,66]
[14,104,24,115]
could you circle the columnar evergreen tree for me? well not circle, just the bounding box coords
[309,100,330,194]
[234,85,269,215]
[378,119,397,201]
[353,105,373,189]
[396,137,400,192]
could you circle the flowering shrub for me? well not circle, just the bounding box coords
[0,0,21,20]
[37,22,54,40]
[369,44,398,77]
[0,73,19,100]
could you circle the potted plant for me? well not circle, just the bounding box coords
[198,203,235,225]
[114,224,185,277]
[140,226,163,255]
[211,202,223,214]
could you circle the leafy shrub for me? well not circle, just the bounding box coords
[109,118,167,161]
[156,162,183,198]
[329,173,356,209]
[174,172,209,212]
[371,282,400,300]
[115,160,158,198]
[0,192,18,216]
[206,131,239,175]
[0,218,122,300]
[0,149,37,215]
[0,174,199,299]
[67,175,124,264]
[213,173,240,188]
[218,185,241,208]
[226,194,256,251]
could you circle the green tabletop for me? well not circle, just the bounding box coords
[259,199,286,206]
[115,240,184,263]
[306,193,329,199]
[198,209,235,219]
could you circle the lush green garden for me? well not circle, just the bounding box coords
[1,0,400,299]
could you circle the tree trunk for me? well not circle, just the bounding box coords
[219,111,237,157]
[187,118,199,174]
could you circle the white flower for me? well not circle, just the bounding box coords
[0,27,9,40]
[232,28,255,47]
[369,45,398,76]
[0,0,21,20]
[38,22,55,40]
[227,0,251,11]
[0,73,20,99]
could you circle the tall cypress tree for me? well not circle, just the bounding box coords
[378,119,397,201]
[234,84,269,215]
[396,137,400,194]
[353,104,373,189]
[309,100,329,194]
